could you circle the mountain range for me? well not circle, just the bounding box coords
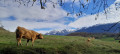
[45,29,74,35]
[75,23,120,33]
[45,22,120,35]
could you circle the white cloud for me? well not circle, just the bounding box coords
[0,0,68,34]
[2,19,69,32]
[0,2,67,21]
[115,0,120,3]
[0,0,118,34]
[68,0,120,28]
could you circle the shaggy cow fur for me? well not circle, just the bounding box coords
[87,38,91,42]
[16,26,43,46]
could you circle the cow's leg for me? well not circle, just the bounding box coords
[17,38,20,46]
[26,39,29,46]
[17,38,22,46]
[32,39,34,46]
[19,35,23,46]
[19,39,22,46]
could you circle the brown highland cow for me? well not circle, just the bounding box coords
[16,26,43,46]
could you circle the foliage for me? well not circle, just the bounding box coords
[67,32,120,39]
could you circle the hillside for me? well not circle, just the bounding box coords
[0,28,120,54]
[75,23,120,33]
[0,27,8,31]
[66,32,120,39]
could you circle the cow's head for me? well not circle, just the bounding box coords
[37,33,43,39]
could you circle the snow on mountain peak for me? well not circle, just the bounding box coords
[45,29,75,35]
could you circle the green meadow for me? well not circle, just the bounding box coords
[1,28,120,54]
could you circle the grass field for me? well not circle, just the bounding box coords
[1,29,120,54]
[100,37,119,42]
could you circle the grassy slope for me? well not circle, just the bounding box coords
[0,29,120,54]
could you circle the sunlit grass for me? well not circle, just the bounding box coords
[1,29,120,54]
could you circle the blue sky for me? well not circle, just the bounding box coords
[62,0,115,14]
[0,0,120,34]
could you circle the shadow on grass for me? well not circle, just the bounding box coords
[108,49,120,53]
[0,43,61,54]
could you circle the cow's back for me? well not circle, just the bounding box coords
[16,26,28,38]
[16,26,36,40]
[23,30,33,39]
[30,30,39,38]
